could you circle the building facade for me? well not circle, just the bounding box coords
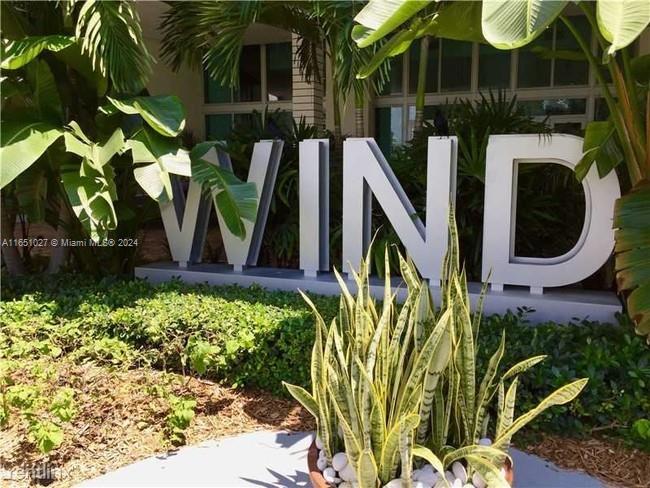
[139,2,650,151]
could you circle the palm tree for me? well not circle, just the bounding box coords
[1,0,154,274]
[159,0,390,139]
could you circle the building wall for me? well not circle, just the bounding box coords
[138,1,650,143]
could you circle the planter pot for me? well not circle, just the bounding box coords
[308,440,330,488]
[307,441,514,487]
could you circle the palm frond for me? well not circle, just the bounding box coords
[75,0,153,94]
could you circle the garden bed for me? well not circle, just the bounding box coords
[1,275,649,486]
[0,358,314,487]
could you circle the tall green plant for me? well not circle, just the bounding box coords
[352,0,650,342]
[286,214,587,487]
[0,1,255,274]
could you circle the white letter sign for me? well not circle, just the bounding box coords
[342,137,457,284]
[482,134,620,293]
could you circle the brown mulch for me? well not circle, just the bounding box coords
[3,360,649,488]
[0,361,314,487]
[524,434,650,488]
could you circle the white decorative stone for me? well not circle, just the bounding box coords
[452,462,467,483]
[472,472,486,488]
[452,479,463,488]
[315,436,324,450]
[316,456,327,471]
[412,482,426,488]
[478,438,492,446]
[383,479,404,488]
[323,467,339,484]
[332,452,349,471]
[339,462,357,482]
[463,484,475,488]
[445,471,455,483]
[417,470,440,486]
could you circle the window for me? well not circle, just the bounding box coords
[478,44,511,90]
[205,114,233,140]
[381,55,404,95]
[266,43,292,101]
[517,28,553,88]
[517,18,591,88]
[440,39,472,92]
[234,45,262,102]
[518,98,587,116]
[375,107,403,154]
[371,14,604,145]
[204,72,230,104]
[204,42,292,139]
[554,17,590,86]
[408,40,438,94]
[204,43,292,104]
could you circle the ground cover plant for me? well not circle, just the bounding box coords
[1,274,648,446]
[1,273,650,486]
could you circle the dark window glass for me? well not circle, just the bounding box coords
[518,98,586,116]
[517,27,553,87]
[375,106,402,154]
[204,71,231,103]
[380,55,404,95]
[478,44,511,90]
[205,114,232,140]
[440,40,471,92]
[233,113,253,129]
[234,45,261,102]
[594,98,610,121]
[554,16,590,86]
[266,43,292,101]
[408,39,438,94]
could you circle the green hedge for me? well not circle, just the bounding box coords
[1,274,649,444]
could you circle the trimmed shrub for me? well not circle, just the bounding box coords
[1,274,648,445]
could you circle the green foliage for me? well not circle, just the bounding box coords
[285,219,588,485]
[184,336,218,376]
[191,141,259,240]
[1,273,648,450]
[0,1,255,276]
[165,395,197,446]
[223,108,333,265]
[352,0,650,341]
[0,375,76,454]
[632,419,650,450]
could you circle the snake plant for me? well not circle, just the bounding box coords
[285,215,588,488]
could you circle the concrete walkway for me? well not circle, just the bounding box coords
[81,431,607,488]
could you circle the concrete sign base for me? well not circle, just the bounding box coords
[135,263,621,324]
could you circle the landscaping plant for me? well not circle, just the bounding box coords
[351,0,650,342]
[284,215,588,487]
[0,0,256,275]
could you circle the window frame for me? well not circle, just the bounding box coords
[373,15,613,143]
[203,42,293,139]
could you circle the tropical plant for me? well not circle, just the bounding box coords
[0,1,256,275]
[220,108,335,268]
[352,0,650,342]
[159,0,390,138]
[285,215,587,487]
